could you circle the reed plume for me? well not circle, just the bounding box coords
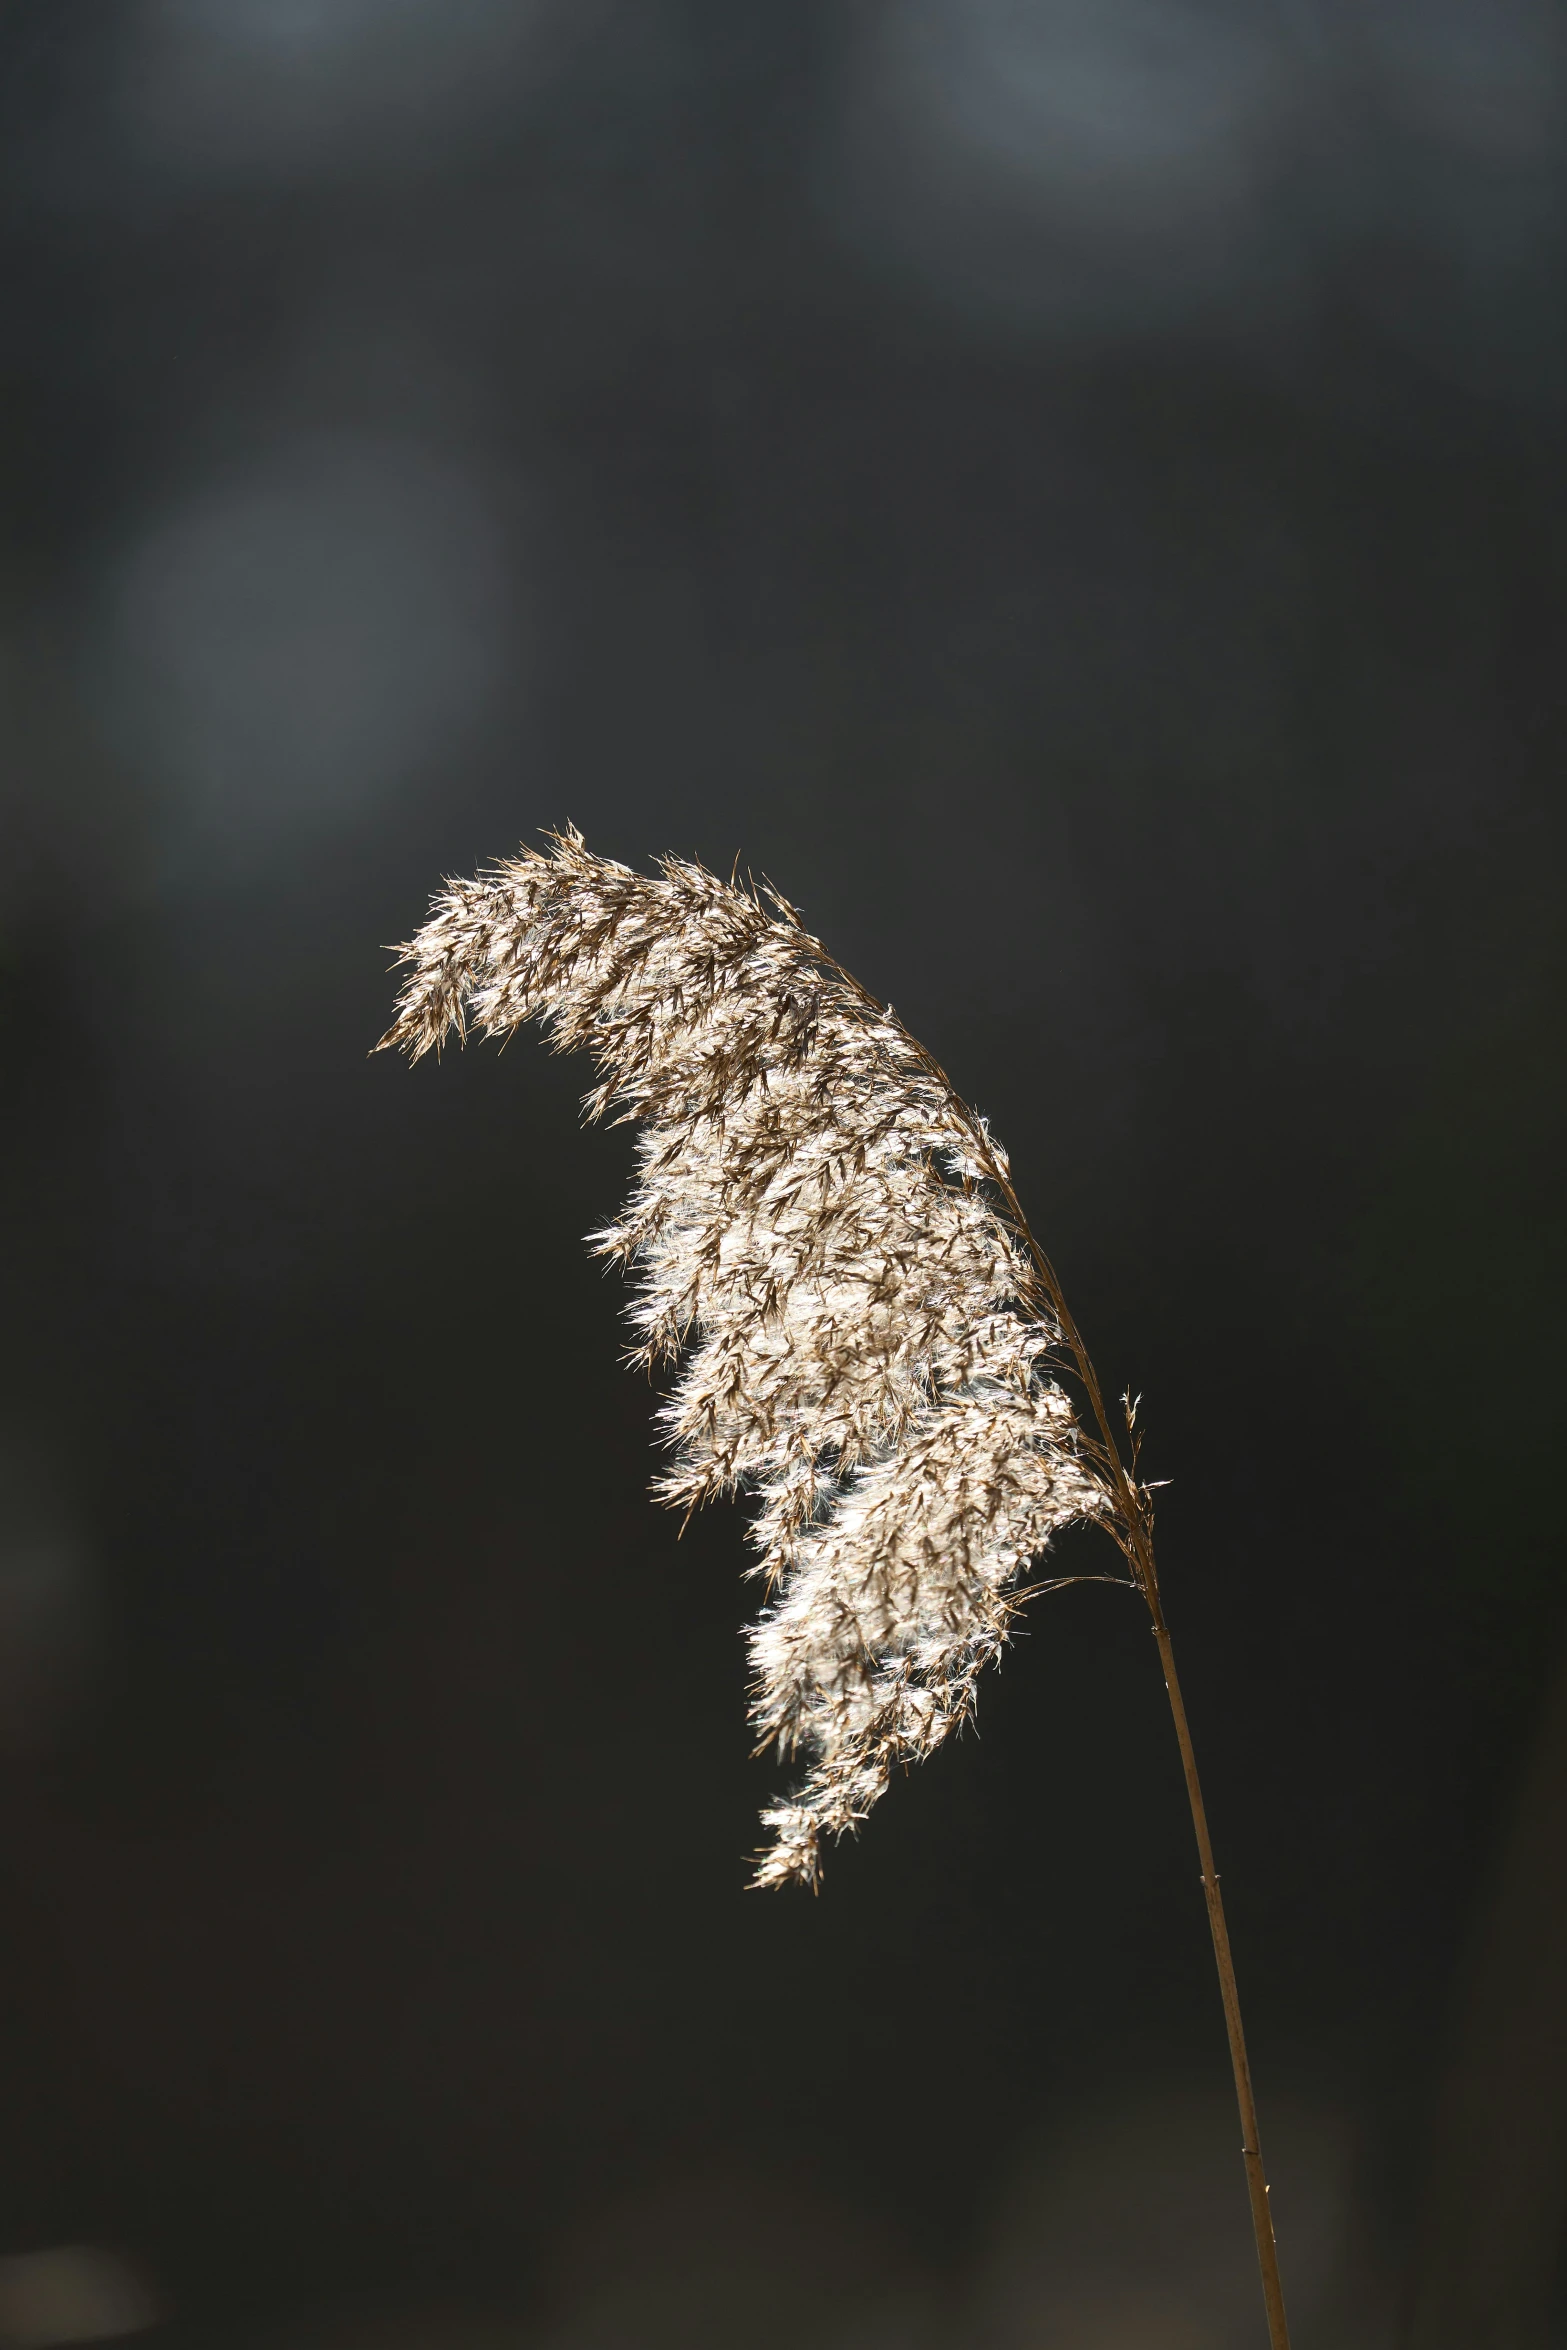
[380,828,1293,2350]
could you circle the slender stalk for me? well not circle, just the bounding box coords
[810,952,1293,2344]
[1147,1605,1292,2350]
[986,1209,1292,2348]
[1058,1300,1293,2350]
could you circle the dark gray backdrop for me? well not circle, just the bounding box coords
[1,5,1563,2343]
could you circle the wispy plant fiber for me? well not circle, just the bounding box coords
[382,830,1123,1887]
[383,827,1296,2347]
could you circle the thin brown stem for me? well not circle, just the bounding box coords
[813,942,1293,2346]
[1146,1598,1293,2350]
[994,1186,1294,2348]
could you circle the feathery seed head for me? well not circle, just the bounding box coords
[382,830,1115,1886]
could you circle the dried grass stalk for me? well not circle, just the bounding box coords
[380,829,1292,2350]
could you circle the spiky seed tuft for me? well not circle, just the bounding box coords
[382,830,1114,1886]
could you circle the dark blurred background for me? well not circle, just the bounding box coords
[0,3,1562,2345]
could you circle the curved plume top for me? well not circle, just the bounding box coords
[382,829,1114,1886]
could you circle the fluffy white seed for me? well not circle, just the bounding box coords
[383,830,1113,1885]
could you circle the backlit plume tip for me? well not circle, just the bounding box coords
[383,831,1111,1886]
